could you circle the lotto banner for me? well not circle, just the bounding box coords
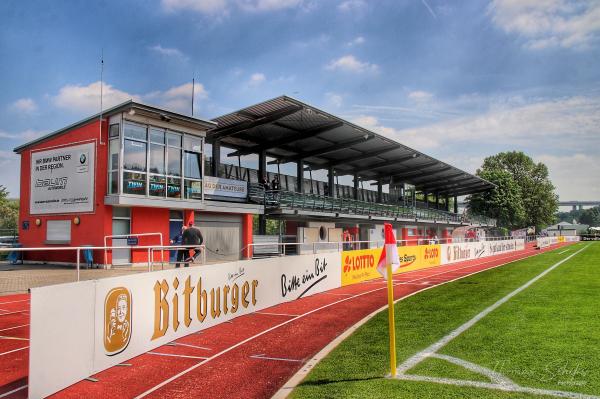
[341,244,441,286]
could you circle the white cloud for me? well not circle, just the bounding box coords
[161,0,303,14]
[350,115,439,150]
[347,36,365,46]
[237,0,302,12]
[489,0,600,49]
[0,129,47,141]
[338,0,367,12]
[408,90,434,102]
[395,95,600,149]
[148,44,188,61]
[325,55,378,73]
[0,150,20,195]
[9,98,37,114]
[536,153,600,200]
[325,92,343,108]
[248,73,266,86]
[52,81,209,115]
[161,0,228,14]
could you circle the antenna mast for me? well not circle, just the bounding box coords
[99,48,105,145]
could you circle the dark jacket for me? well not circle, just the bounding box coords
[182,226,204,246]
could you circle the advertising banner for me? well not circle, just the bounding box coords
[537,236,559,249]
[341,244,441,286]
[29,142,95,214]
[29,252,341,398]
[203,176,247,199]
[440,239,525,265]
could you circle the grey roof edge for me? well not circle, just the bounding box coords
[210,95,496,191]
[13,100,217,153]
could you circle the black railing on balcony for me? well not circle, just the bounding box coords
[248,184,496,226]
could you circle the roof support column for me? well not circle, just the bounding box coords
[435,192,440,210]
[297,159,304,193]
[453,196,458,214]
[424,191,429,208]
[445,194,450,212]
[212,139,221,177]
[328,165,336,198]
[377,181,383,203]
[258,150,266,182]
[353,173,359,200]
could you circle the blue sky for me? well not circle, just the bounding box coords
[1,0,599,202]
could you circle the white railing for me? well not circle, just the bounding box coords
[0,244,206,282]
[104,232,164,269]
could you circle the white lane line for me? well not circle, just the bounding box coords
[0,346,29,357]
[0,384,28,398]
[0,299,29,306]
[0,324,29,332]
[147,352,208,360]
[321,292,353,296]
[170,342,212,351]
[397,244,589,374]
[0,310,28,316]
[0,335,28,341]
[255,312,300,317]
[135,246,547,399]
[250,354,304,363]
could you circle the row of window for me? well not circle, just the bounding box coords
[108,121,204,200]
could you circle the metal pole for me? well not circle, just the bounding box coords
[76,248,80,282]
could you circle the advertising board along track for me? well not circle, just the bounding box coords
[28,238,524,398]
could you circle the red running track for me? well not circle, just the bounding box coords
[0,242,572,399]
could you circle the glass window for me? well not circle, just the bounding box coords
[124,123,147,141]
[149,143,165,174]
[167,147,181,176]
[184,179,202,200]
[150,129,165,144]
[184,136,202,153]
[167,177,182,198]
[109,139,119,171]
[109,171,118,194]
[149,175,166,197]
[167,131,182,147]
[123,172,146,195]
[109,124,120,138]
[123,140,147,172]
[184,151,202,179]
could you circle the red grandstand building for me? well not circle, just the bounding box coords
[14,96,495,266]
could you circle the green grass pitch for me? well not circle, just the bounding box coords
[290,242,599,399]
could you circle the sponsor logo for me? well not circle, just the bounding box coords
[79,153,87,164]
[35,177,68,190]
[343,253,375,273]
[104,287,132,355]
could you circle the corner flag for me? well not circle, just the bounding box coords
[377,223,400,279]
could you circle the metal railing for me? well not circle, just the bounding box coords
[248,184,497,227]
[0,244,206,282]
[103,232,164,270]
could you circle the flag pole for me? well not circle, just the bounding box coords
[386,262,397,377]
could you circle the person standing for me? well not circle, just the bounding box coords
[172,225,187,268]
[182,221,204,266]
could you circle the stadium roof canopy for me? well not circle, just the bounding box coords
[208,96,494,197]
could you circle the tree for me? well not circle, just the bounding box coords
[579,207,600,227]
[0,186,19,231]
[467,169,526,229]
[467,151,558,230]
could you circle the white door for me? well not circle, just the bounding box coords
[112,219,131,265]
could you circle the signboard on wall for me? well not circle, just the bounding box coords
[203,176,247,199]
[29,142,95,214]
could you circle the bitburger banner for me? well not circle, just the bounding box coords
[29,142,95,214]
[29,253,341,398]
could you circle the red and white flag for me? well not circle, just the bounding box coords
[377,223,400,279]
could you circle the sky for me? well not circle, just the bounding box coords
[0,0,599,201]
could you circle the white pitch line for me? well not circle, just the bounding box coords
[147,352,208,360]
[0,324,29,332]
[0,346,29,357]
[397,244,589,374]
[558,249,571,254]
[135,244,565,399]
[0,384,28,398]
